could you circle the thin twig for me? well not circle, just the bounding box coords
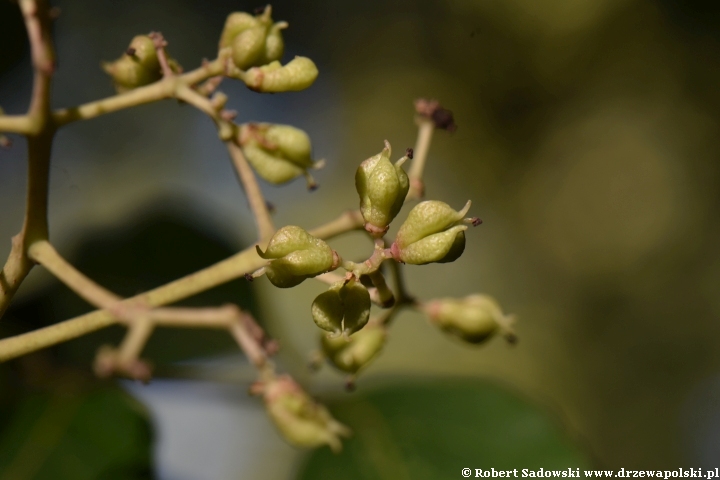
[406,119,434,200]
[307,209,364,239]
[0,0,56,320]
[0,209,362,362]
[52,57,228,126]
[226,140,276,242]
[27,240,274,380]
[27,241,121,307]
[174,85,275,242]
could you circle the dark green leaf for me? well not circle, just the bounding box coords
[298,380,590,480]
[0,380,153,480]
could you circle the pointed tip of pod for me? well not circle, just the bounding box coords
[273,21,289,31]
[255,244,269,259]
[382,139,392,157]
[458,199,472,218]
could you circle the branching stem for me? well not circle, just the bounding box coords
[0,209,363,362]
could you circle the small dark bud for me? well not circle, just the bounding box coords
[414,98,458,132]
[405,147,414,159]
[254,5,266,14]
[244,273,254,282]
[125,47,136,56]
[344,378,356,392]
[431,107,457,132]
[471,217,482,227]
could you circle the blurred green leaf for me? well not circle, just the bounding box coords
[0,379,153,480]
[298,380,590,480]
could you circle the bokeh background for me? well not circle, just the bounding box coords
[1,0,720,478]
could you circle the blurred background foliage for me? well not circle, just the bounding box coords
[2,0,720,477]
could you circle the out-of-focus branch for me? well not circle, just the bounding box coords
[0,0,56,320]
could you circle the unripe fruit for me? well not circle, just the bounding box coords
[261,22,287,64]
[312,278,371,336]
[102,35,181,93]
[240,57,319,93]
[261,375,351,452]
[424,294,516,344]
[391,200,472,265]
[219,8,288,69]
[241,123,322,187]
[231,26,268,69]
[102,35,161,93]
[256,226,337,288]
[219,12,260,50]
[321,323,386,373]
[355,140,410,235]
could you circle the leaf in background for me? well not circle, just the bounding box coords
[297,380,590,480]
[0,376,153,480]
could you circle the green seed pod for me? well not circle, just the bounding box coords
[240,57,319,93]
[321,323,387,374]
[220,7,287,67]
[355,140,410,235]
[244,144,307,185]
[262,375,351,452]
[231,25,268,69]
[102,35,161,93]
[424,294,515,344]
[219,12,260,49]
[391,200,472,265]
[126,35,159,69]
[257,226,336,288]
[241,123,322,187]
[261,21,288,64]
[264,124,314,167]
[311,278,371,336]
[395,225,467,265]
[102,35,182,93]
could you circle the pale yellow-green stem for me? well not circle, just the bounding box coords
[406,118,434,200]
[0,115,34,134]
[52,56,230,126]
[174,84,275,243]
[26,240,275,377]
[0,209,362,362]
[0,0,55,320]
